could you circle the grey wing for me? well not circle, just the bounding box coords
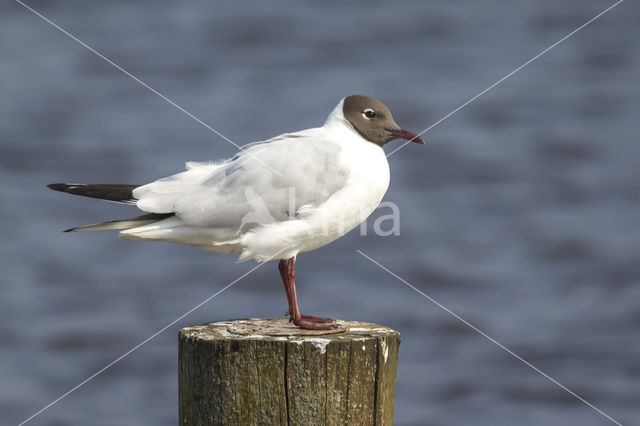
[133,129,347,233]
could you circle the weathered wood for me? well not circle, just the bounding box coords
[179,318,400,425]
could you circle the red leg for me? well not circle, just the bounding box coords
[279,256,337,330]
[279,259,294,319]
[281,259,330,322]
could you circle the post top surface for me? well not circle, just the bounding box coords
[180,318,399,342]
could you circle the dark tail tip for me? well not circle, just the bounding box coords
[48,183,73,192]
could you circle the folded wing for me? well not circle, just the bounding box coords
[132,129,348,236]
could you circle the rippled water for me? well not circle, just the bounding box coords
[1,1,639,425]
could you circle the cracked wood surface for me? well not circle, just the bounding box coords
[179,318,400,425]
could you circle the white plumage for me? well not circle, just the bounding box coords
[120,98,391,262]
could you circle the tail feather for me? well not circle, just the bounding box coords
[48,183,139,204]
[65,213,174,232]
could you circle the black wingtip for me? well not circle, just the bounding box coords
[46,183,137,204]
[63,227,76,233]
[48,183,71,192]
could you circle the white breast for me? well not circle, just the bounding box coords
[238,117,390,262]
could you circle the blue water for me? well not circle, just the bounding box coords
[1,1,639,424]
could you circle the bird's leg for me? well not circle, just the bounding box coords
[281,256,337,330]
[280,258,331,322]
[285,257,301,320]
[279,259,294,319]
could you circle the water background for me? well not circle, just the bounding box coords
[1,1,639,424]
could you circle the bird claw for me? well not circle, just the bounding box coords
[292,317,340,330]
[285,310,334,323]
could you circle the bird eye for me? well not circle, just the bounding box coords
[363,108,375,119]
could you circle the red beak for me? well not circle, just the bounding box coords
[390,128,424,144]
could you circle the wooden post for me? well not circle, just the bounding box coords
[179,318,400,425]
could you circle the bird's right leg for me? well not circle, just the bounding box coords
[280,257,338,330]
[279,259,332,323]
[278,259,294,318]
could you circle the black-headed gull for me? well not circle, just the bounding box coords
[48,95,423,330]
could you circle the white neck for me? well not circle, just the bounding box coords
[323,98,349,126]
[323,98,363,140]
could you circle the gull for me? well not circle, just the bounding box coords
[48,95,423,330]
